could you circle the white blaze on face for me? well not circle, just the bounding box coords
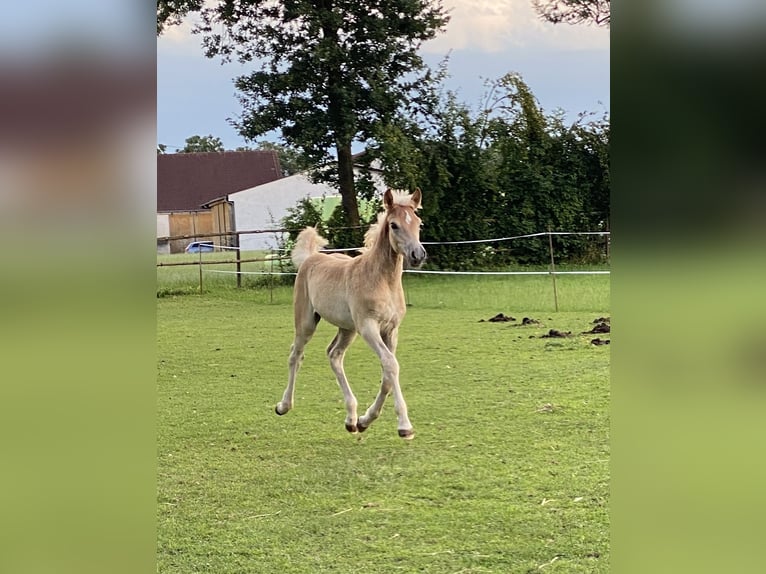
[405,212,412,225]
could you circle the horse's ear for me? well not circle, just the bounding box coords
[383,188,394,210]
[411,187,422,210]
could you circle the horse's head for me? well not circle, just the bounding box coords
[383,188,427,268]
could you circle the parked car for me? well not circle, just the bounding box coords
[185,241,215,253]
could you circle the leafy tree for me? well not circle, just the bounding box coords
[157,143,167,154]
[156,0,203,35]
[532,0,610,27]
[192,0,450,245]
[281,71,610,267]
[368,73,610,267]
[252,142,311,177]
[180,134,224,153]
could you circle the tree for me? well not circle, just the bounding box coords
[368,73,610,267]
[532,0,610,27]
[180,134,224,153]
[252,142,311,177]
[157,143,168,154]
[156,0,203,35]
[192,0,449,244]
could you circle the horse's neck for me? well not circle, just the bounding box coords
[367,230,403,280]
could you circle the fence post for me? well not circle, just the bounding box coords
[198,244,203,294]
[547,229,559,312]
[235,232,242,288]
[269,249,275,304]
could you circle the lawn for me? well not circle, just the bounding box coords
[157,276,609,573]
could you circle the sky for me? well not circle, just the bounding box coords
[157,0,610,152]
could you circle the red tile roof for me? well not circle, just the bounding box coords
[157,151,283,211]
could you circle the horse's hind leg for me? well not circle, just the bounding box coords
[275,301,319,416]
[326,328,358,433]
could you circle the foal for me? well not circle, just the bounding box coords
[275,188,426,439]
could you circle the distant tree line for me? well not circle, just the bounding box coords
[398,73,609,267]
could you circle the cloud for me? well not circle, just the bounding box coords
[423,0,609,54]
[157,0,610,57]
[158,13,200,51]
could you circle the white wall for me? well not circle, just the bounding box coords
[156,214,171,254]
[230,174,335,251]
[230,169,388,251]
[156,213,170,237]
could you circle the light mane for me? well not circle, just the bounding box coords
[363,212,386,250]
[389,189,419,208]
[362,190,420,250]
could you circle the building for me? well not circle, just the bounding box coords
[229,159,386,250]
[157,150,283,253]
[228,173,339,251]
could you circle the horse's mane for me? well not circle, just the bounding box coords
[389,189,420,208]
[363,212,386,250]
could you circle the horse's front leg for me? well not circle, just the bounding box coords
[357,325,414,439]
[326,328,359,433]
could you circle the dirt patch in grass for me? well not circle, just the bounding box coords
[479,313,517,322]
[541,329,572,338]
[481,314,540,324]
[479,314,612,346]
[583,321,611,334]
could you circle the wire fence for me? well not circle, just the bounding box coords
[157,227,610,311]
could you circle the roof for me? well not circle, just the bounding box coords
[157,151,283,211]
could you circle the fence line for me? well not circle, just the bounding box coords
[404,269,610,276]
[157,224,367,243]
[205,269,610,277]
[158,230,610,308]
[422,231,609,246]
[207,270,297,276]
[158,229,610,246]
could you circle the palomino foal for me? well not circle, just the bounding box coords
[275,188,426,439]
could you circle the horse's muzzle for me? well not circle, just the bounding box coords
[407,245,427,269]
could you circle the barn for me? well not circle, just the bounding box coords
[156,150,282,253]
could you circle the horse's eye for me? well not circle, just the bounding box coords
[390,222,399,231]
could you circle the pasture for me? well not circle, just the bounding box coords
[157,275,609,573]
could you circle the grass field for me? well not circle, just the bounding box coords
[157,274,609,573]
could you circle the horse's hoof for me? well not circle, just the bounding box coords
[345,423,358,434]
[356,420,368,433]
[398,429,415,440]
[275,404,287,416]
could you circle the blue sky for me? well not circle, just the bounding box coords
[157,0,609,152]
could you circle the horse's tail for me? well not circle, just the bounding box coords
[291,227,329,269]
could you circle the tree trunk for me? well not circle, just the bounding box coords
[336,142,360,230]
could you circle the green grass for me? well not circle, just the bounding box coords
[157,250,291,295]
[157,249,609,310]
[157,278,609,573]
